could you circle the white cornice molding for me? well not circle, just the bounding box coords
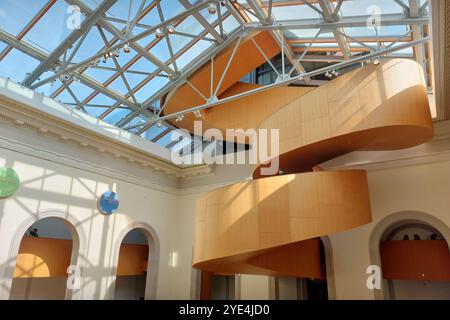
[0,78,212,179]
[0,134,180,195]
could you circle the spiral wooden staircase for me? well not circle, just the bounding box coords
[163,32,434,279]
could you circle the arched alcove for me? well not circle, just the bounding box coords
[369,212,450,300]
[109,222,160,300]
[3,211,83,300]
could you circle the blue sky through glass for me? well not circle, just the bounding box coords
[0,0,430,152]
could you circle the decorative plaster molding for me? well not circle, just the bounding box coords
[0,134,179,195]
[0,92,212,180]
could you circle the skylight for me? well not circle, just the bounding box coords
[0,0,433,155]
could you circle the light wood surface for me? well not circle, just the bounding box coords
[116,243,149,276]
[191,59,434,276]
[380,240,450,280]
[13,237,149,278]
[254,59,434,177]
[14,237,72,278]
[163,31,282,133]
[194,171,371,275]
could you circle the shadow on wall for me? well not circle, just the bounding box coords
[0,147,164,300]
[0,150,118,299]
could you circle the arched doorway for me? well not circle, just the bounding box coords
[370,212,450,300]
[10,217,79,300]
[112,224,159,300]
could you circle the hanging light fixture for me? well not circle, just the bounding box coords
[114,49,120,58]
[208,2,217,14]
[123,43,130,53]
[155,28,164,39]
[372,56,381,65]
[194,110,202,118]
[167,23,175,34]
[175,114,185,122]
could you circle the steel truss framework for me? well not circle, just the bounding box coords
[0,0,432,154]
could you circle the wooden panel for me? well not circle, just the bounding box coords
[13,238,149,278]
[248,239,324,279]
[163,31,284,132]
[193,170,371,275]
[380,240,450,281]
[254,59,434,177]
[14,237,72,278]
[200,271,213,300]
[116,243,149,276]
[192,59,434,277]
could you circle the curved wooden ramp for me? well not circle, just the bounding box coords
[184,58,433,278]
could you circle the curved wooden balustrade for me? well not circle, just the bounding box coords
[254,59,433,178]
[194,170,371,277]
[163,32,288,134]
[181,56,434,277]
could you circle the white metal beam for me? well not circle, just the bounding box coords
[0,28,138,110]
[245,14,429,31]
[22,0,117,87]
[67,0,177,77]
[179,0,224,43]
[317,0,351,59]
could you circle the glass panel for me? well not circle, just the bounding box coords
[156,131,176,147]
[171,136,192,152]
[103,108,131,125]
[0,0,48,36]
[272,4,321,21]
[339,0,406,16]
[176,39,212,70]
[344,25,410,38]
[0,49,40,83]
[23,1,85,53]
[142,123,168,141]
[134,76,169,102]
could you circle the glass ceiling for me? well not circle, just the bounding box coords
[0,0,432,155]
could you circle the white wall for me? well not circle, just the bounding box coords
[0,121,181,300]
[9,277,67,300]
[329,159,450,299]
